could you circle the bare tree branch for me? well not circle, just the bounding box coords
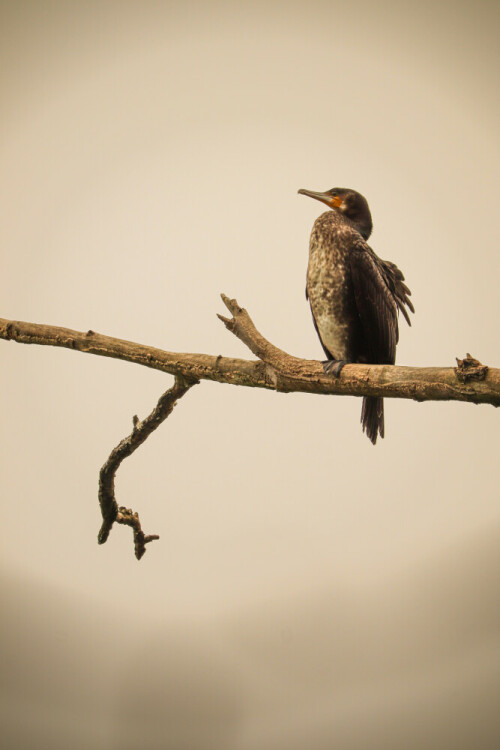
[98,375,198,559]
[1,297,498,405]
[1,296,498,560]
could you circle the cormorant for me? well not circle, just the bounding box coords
[298,186,414,444]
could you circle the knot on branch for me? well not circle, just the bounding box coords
[455,353,489,383]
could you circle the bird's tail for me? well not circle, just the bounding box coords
[361,396,384,445]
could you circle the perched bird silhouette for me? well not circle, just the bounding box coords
[298,187,414,444]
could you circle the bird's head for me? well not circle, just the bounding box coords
[298,186,373,240]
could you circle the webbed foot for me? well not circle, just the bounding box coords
[322,359,350,377]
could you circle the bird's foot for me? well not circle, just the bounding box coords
[322,359,350,377]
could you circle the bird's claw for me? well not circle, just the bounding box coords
[322,359,349,377]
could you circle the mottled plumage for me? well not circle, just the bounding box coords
[299,186,414,444]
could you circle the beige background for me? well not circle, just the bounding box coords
[1,1,499,748]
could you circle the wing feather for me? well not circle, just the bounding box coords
[379,259,415,326]
[349,242,399,364]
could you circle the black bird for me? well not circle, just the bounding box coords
[298,186,414,444]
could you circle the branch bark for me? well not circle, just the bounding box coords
[1,297,499,405]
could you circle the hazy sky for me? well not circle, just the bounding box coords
[1,2,499,748]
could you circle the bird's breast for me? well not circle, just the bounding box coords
[306,214,360,360]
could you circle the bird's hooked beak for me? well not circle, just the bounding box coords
[298,188,343,209]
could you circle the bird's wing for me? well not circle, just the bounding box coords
[349,240,399,364]
[378,259,415,327]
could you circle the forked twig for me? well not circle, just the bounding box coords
[97,375,198,559]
